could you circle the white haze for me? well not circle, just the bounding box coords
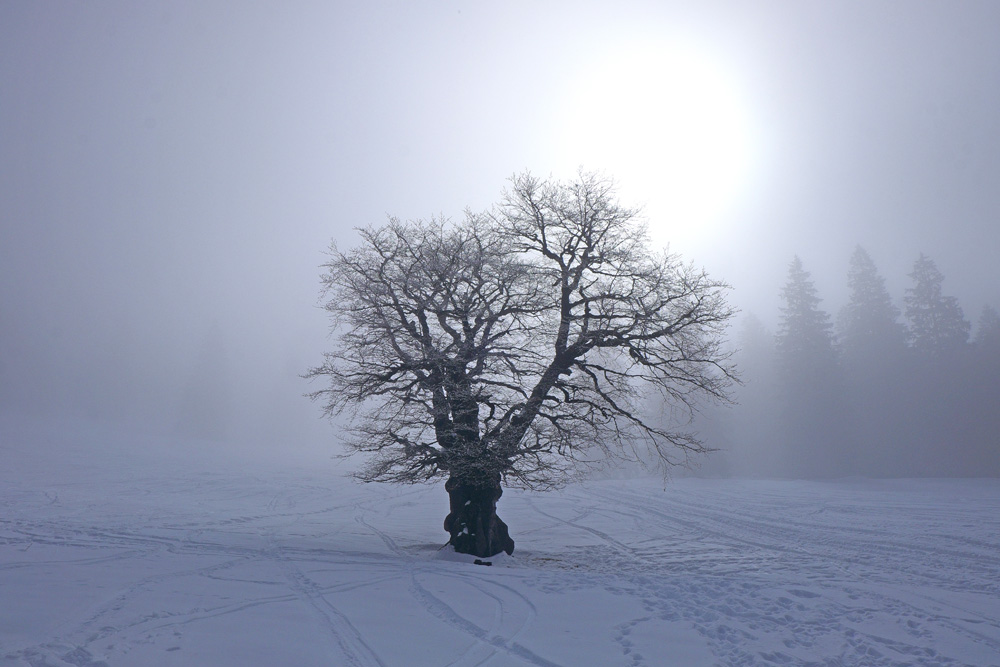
[2,1,999,469]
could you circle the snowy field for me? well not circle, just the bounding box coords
[3,418,1000,666]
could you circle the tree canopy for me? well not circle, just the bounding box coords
[307,172,737,491]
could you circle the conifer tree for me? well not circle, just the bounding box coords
[975,305,1000,354]
[838,246,906,359]
[900,255,973,475]
[837,247,906,476]
[968,305,1000,475]
[774,257,848,477]
[777,256,837,368]
[904,254,970,355]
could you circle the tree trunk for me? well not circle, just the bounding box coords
[443,476,515,558]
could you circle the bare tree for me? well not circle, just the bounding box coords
[307,172,736,558]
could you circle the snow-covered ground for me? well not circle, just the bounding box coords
[2,417,1000,666]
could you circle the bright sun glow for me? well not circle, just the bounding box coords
[554,42,757,250]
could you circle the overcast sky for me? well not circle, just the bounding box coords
[3,1,999,452]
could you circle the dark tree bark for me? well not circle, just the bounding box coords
[443,475,514,557]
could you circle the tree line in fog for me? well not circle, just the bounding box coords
[696,247,1000,478]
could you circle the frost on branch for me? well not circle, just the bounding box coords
[306,172,736,556]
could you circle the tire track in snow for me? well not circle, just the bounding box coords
[584,485,882,663]
[8,512,404,666]
[522,496,636,559]
[355,513,554,667]
[2,472,417,666]
[582,482,1000,666]
[7,480,394,666]
[265,530,388,667]
[587,486,865,665]
[5,550,258,666]
[608,484,1000,598]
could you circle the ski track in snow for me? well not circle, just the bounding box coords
[2,456,1000,666]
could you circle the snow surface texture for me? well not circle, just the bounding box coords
[2,418,1000,666]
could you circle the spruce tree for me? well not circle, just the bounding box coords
[975,305,1000,354]
[837,246,906,477]
[774,256,848,477]
[969,305,1000,475]
[777,256,837,368]
[904,254,970,355]
[901,255,973,475]
[838,246,906,359]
